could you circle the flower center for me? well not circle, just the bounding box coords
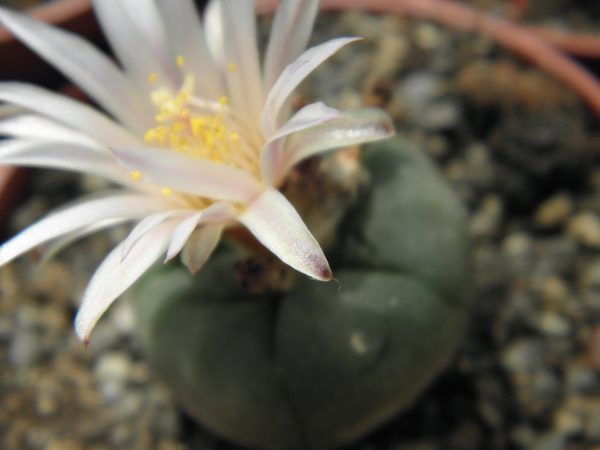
[144,64,260,179]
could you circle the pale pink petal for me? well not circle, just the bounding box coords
[0,114,104,152]
[0,139,134,186]
[165,212,203,262]
[263,0,319,91]
[92,0,178,92]
[218,0,264,127]
[75,219,179,343]
[278,107,395,184]
[260,102,343,185]
[0,193,173,265]
[0,6,153,133]
[112,147,262,203]
[165,201,236,261]
[120,210,194,261]
[0,83,144,147]
[155,0,224,100]
[181,224,224,274]
[238,186,332,281]
[203,0,225,70]
[36,218,130,264]
[261,37,361,137]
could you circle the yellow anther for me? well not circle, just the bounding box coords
[172,123,183,133]
[155,114,165,123]
[227,62,236,73]
[130,171,141,180]
[180,109,190,118]
[144,129,156,142]
[162,188,172,196]
[219,96,228,106]
[230,133,239,141]
[148,73,158,83]
[176,55,185,68]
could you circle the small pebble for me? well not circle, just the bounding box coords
[502,232,533,257]
[535,193,573,228]
[470,195,503,238]
[567,213,600,248]
[502,339,545,374]
[565,364,597,395]
[534,311,572,338]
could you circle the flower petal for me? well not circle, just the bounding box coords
[121,210,195,261]
[0,82,144,147]
[112,146,262,203]
[181,224,224,274]
[0,139,135,186]
[0,6,153,133]
[165,201,236,261]
[0,114,104,151]
[203,0,225,69]
[0,193,173,265]
[92,0,178,92]
[165,212,203,262]
[216,0,264,127]
[155,0,224,100]
[261,37,361,137]
[36,218,130,264]
[75,219,179,343]
[263,0,319,91]
[260,102,343,185]
[279,107,395,183]
[238,186,332,281]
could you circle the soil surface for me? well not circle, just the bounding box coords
[2,2,600,449]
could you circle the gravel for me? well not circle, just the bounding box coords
[2,2,600,449]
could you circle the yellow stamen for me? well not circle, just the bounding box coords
[144,130,156,142]
[148,73,158,84]
[227,62,236,73]
[130,171,141,180]
[162,188,172,196]
[176,55,185,68]
[219,96,228,106]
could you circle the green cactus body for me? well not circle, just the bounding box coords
[132,137,473,449]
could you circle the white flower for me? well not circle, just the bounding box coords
[0,0,394,343]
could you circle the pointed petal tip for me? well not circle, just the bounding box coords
[316,266,333,282]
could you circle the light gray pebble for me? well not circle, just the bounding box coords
[470,195,503,238]
[108,299,137,338]
[565,364,598,395]
[533,311,572,338]
[501,339,545,374]
[419,100,461,131]
[502,232,533,257]
[396,71,441,116]
[531,432,567,450]
[114,391,144,418]
[8,330,44,367]
[94,352,133,383]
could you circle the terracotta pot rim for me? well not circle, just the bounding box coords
[0,0,91,45]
